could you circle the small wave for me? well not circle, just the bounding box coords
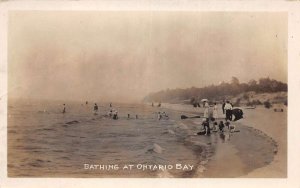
[178,122,188,129]
[146,143,165,154]
[52,150,64,153]
[153,143,164,154]
[193,120,202,125]
[66,135,77,138]
[66,120,80,125]
[42,128,55,131]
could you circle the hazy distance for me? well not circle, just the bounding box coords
[8,11,287,102]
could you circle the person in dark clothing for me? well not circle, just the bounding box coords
[222,100,226,114]
[197,118,210,135]
[62,104,66,114]
[219,121,225,132]
[224,101,233,121]
[225,120,230,130]
[232,108,244,121]
[94,103,98,113]
[113,111,118,120]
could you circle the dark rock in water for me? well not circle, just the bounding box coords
[66,120,79,125]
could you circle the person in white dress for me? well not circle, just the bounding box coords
[213,102,218,119]
[203,101,209,118]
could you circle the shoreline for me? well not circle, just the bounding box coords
[160,103,286,178]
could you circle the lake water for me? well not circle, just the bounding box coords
[7,99,277,178]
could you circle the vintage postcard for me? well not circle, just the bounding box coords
[0,1,300,188]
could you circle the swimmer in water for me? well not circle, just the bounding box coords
[113,110,118,120]
[62,104,66,114]
[94,103,98,113]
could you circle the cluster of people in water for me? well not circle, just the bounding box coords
[61,101,139,120]
[157,111,169,120]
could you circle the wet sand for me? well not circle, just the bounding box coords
[162,103,286,178]
[240,107,287,177]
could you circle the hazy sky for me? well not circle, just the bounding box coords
[8,11,287,102]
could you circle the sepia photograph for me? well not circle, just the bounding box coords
[5,10,289,179]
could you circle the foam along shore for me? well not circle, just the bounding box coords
[159,103,287,177]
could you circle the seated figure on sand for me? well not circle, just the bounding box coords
[218,121,225,132]
[225,120,236,133]
[197,118,211,136]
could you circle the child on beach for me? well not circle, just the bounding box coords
[225,120,230,130]
[225,120,236,132]
[212,122,218,132]
[197,118,211,136]
[219,121,225,132]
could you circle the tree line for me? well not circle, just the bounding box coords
[143,77,287,103]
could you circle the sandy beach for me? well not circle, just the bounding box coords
[162,103,287,178]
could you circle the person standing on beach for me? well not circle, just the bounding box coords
[222,100,226,114]
[203,101,209,118]
[224,101,233,121]
[110,103,112,107]
[213,102,218,119]
[62,104,66,114]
